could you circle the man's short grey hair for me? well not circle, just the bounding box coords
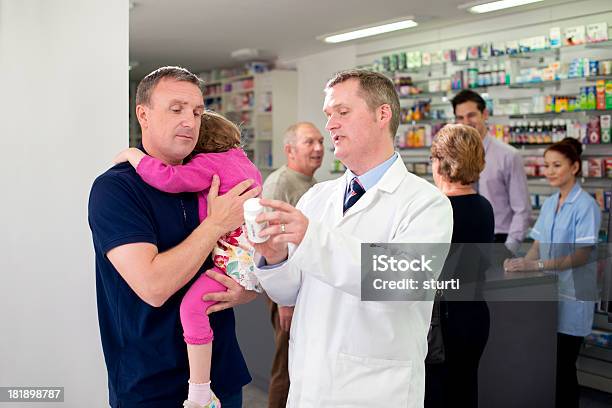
[135,66,202,107]
[325,69,400,138]
[283,122,317,146]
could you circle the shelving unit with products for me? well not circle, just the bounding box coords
[199,69,297,175]
[359,23,612,391]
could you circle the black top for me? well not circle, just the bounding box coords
[448,194,495,243]
[88,162,251,407]
[438,194,495,300]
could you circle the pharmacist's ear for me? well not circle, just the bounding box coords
[378,103,392,130]
[136,104,149,130]
[482,108,489,121]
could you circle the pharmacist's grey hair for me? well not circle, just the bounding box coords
[325,69,400,138]
[283,122,318,146]
[136,66,202,107]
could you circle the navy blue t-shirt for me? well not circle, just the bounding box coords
[88,162,251,407]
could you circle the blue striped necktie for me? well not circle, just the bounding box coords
[343,177,365,213]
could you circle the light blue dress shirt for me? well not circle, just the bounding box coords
[344,152,398,205]
[530,182,601,337]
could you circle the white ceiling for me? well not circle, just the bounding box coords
[129,0,562,80]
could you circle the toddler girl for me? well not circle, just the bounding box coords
[115,110,263,408]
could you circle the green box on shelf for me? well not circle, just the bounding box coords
[607,80,612,110]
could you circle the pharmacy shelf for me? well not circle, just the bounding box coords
[399,92,448,99]
[510,76,612,88]
[380,42,611,75]
[398,147,431,156]
[225,108,254,114]
[509,80,565,89]
[399,119,448,125]
[527,177,611,190]
[513,143,612,154]
[493,110,612,119]
[585,40,612,50]
[226,89,254,95]
[223,74,254,82]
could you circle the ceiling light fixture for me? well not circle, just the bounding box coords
[320,18,418,44]
[459,0,543,14]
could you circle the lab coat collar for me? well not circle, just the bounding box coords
[335,155,408,223]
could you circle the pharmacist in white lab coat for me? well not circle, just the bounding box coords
[252,69,453,407]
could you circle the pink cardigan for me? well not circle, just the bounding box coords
[137,148,263,222]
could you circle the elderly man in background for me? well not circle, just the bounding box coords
[262,122,324,408]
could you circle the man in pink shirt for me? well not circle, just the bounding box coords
[452,90,531,253]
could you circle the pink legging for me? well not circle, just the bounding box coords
[179,267,227,345]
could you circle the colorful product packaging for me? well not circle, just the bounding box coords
[587,86,597,110]
[586,23,609,43]
[442,49,456,62]
[481,43,492,58]
[549,27,561,48]
[399,53,407,70]
[607,80,612,109]
[506,40,519,55]
[519,38,531,53]
[580,87,588,110]
[421,52,431,66]
[390,54,399,72]
[601,115,611,143]
[587,116,601,144]
[492,41,506,56]
[605,159,612,179]
[430,51,444,65]
[531,36,547,50]
[407,51,422,69]
[564,26,586,45]
[597,80,607,110]
[455,48,467,61]
[588,158,603,178]
[594,190,606,211]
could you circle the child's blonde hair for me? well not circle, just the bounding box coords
[193,110,242,154]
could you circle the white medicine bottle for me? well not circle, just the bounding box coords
[243,198,269,243]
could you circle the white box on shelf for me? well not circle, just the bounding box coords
[564,25,586,46]
[586,23,609,43]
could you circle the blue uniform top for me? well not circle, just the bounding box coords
[88,162,251,407]
[530,182,601,336]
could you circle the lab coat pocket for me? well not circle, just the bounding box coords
[329,352,412,406]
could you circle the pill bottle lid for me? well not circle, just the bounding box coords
[243,198,263,214]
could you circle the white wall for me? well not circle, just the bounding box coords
[295,45,356,182]
[0,1,128,406]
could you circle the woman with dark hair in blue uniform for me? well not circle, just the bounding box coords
[504,137,601,408]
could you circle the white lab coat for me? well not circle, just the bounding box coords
[254,158,453,407]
